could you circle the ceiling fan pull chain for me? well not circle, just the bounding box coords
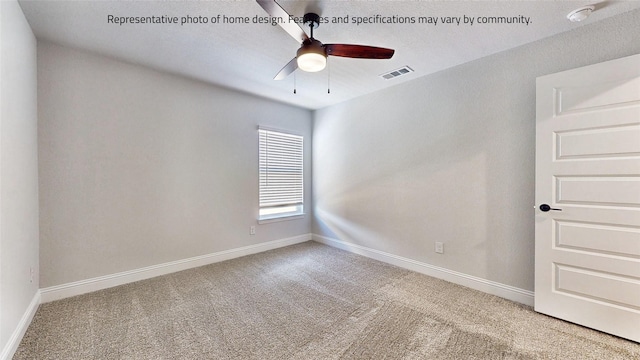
[327,57,331,94]
[293,71,297,94]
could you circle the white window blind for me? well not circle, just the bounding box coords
[259,129,303,220]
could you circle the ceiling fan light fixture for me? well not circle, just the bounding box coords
[297,39,327,72]
[297,53,326,72]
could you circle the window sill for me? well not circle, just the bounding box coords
[258,214,305,224]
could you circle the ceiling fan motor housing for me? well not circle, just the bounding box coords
[298,39,325,57]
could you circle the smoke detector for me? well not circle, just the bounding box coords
[567,5,595,22]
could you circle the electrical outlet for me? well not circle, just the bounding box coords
[250,226,256,235]
[435,242,444,254]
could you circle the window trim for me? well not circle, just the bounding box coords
[258,214,305,225]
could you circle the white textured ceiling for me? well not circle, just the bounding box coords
[18,0,640,109]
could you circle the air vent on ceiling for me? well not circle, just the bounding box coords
[380,66,414,80]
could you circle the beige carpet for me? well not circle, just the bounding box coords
[15,241,639,359]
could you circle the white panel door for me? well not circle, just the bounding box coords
[535,54,640,342]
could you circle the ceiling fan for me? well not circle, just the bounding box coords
[256,0,395,80]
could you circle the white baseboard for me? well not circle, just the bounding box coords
[312,234,534,306]
[41,234,312,303]
[0,290,41,360]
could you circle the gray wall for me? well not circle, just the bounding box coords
[312,10,640,291]
[0,0,40,352]
[38,42,312,288]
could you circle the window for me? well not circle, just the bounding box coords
[259,128,304,221]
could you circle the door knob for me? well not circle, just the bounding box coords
[539,204,562,212]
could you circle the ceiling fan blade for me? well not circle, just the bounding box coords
[274,57,298,80]
[256,0,309,43]
[324,44,395,59]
